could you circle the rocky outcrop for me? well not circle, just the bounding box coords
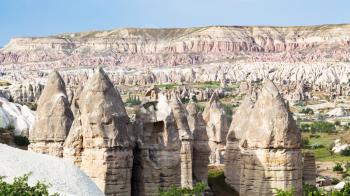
[29,71,73,157]
[0,144,104,196]
[0,97,34,136]
[2,25,350,70]
[0,83,44,104]
[239,80,302,196]
[224,95,255,191]
[303,151,316,185]
[186,101,210,183]
[133,87,181,196]
[169,94,193,188]
[63,67,133,195]
[203,92,228,165]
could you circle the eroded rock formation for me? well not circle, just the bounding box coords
[133,87,187,195]
[63,67,133,195]
[239,80,302,195]
[29,71,73,157]
[224,95,255,191]
[2,25,350,70]
[203,92,228,164]
[186,100,210,183]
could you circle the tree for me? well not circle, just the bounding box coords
[0,173,59,196]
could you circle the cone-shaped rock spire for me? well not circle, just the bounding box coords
[245,79,301,149]
[29,70,73,157]
[239,79,302,196]
[64,67,132,196]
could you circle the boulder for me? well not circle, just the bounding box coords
[0,97,34,136]
[0,144,104,196]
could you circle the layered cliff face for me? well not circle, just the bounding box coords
[1,24,350,69]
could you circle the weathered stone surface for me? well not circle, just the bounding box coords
[187,101,210,183]
[2,25,350,71]
[0,97,35,137]
[303,151,316,185]
[63,67,133,196]
[224,94,255,191]
[203,92,228,164]
[133,87,196,195]
[169,94,193,188]
[239,80,302,196]
[29,71,73,157]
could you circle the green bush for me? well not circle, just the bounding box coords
[125,95,141,107]
[276,188,295,196]
[340,148,350,156]
[300,121,336,133]
[333,163,344,172]
[14,136,30,146]
[159,182,206,196]
[303,184,324,195]
[300,107,314,115]
[0,173,58,196]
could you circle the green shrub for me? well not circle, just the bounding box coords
[300,124,311,132]
[303,184,324,195]
[125,95,141,107]
[311,121,336,133]
[333,163,344,172]
[14,136,30,146]
[159,182,206,196]
[334,120,341,126]
[299,121,336,133]
[300,107,314,115]
[0,173,58,196]
[276,188,295,196]
[340,148,350,156]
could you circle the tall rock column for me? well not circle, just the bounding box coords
[170,94,193,188]
[133,87,182,196]
[240,80,302,196]
[29,71,73,157]
[202,92,228,165]
[186,101,210,183]
[224,95,254,192]
[63,67,133,196]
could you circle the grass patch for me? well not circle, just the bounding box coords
[302,132,350,162]
[208,166,238,196]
